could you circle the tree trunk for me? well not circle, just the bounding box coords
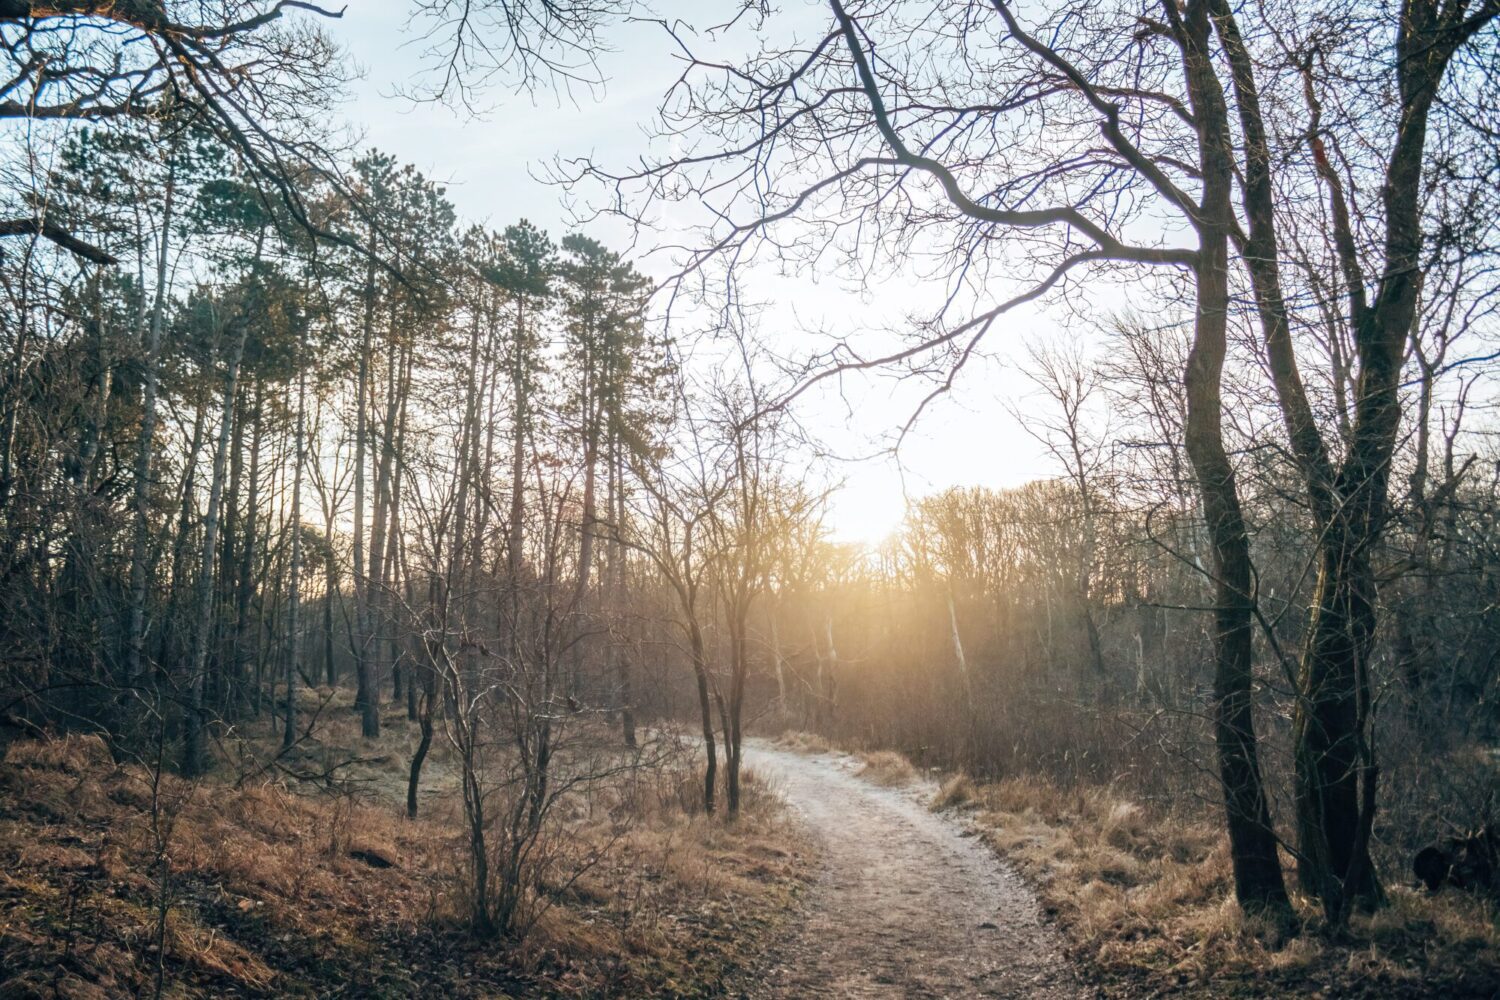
[384,345,411,704]
[160,398,208,670]
[1294,534,1383,911]
[947,590,971,704]
[125,163,175,685]
[233,384,263,715]
[1178,0,1291,921]
[688,619,717,814]
[770,612,787,709]
[183,319,249,777]
[408,575,443,818]
[570,417,598,702]
[507,296,528,661]
[820,616,838,724]
[353,245,379,737]
[609,436,635,747]
[283,364,305,750]
[324,565,338,687]
[726,614,748,816]
[365,332,399,720]
[404,573,419,721]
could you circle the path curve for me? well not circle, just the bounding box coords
[737,740,1084,999]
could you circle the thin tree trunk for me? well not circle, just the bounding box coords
[769,611,787,710]
[822,616,838,723]
[608,435,635,746]
[570,413,599,701]
[324,562,338,687]
[353,244,378,737]
[404,572,419,721]
[283,363,305,750]
[233,384,263,715]
[183,318,249,777]
[726,613,748,816]
[688,619,716,814]
[366,333,398,722]
[507,297,528,659]
[126,163,176,684]
[219,380,248,716]
[947,590,971,702]
[385,345,411,704]
[159,398,208,669]
[408,574,442,818]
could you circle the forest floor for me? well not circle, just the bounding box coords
[9,705,1495,998]
[732,738,1082,999]
[0,697,813,999]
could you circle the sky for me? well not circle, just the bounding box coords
[333,1,1064,546]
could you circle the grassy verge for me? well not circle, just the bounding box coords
[932,774,1500,998]
[778,730,1500,998]
[0,721,810,999]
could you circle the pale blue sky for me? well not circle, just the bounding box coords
[336,1,1060,543]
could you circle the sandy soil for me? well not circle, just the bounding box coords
[736,739,1085,999]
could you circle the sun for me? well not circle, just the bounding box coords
[827,473,909,549]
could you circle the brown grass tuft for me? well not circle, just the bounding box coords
[776,730,833,754]
[930,773,977,811]
[3,732,113,774]
[856,750,917,786]
[165,909,276,987]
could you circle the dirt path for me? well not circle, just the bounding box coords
[737,740,1084,999]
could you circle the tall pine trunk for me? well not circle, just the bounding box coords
[183,318,249,776]
[125,162,175,686]
[610,445,635,747]
[353,245,379,737]
[233,385,263,715]
[283,362,306,749]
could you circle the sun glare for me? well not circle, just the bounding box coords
[828,478,909,549]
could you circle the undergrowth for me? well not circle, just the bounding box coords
[0,728,809,999]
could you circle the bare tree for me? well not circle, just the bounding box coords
[576,0,1499,923]
[1017,341,1112,689]
[625,434,726,814]
[577,0,1288,917]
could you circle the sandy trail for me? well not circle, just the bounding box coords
[737,739,1084,999]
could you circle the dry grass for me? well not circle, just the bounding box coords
[510,759,809,996]
[930,774,1500,998]
[855,749,917,786]
[929,773,977,811]
[0,722,811,999]
[0,732,463,998]
[775,729,834,754]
